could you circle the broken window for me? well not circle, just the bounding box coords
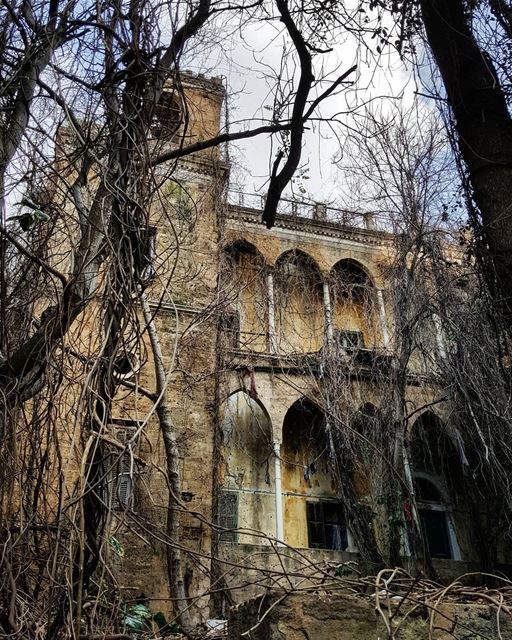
[307,501,348,551]
[415,476,453,559]
[151,92,182,140]
[218,491,239,542]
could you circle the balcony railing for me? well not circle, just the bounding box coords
[227,190,393,233]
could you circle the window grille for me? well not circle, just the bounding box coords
[111,421,139,510]
[218,491,239,542]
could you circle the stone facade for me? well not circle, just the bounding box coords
[46,71,511,629]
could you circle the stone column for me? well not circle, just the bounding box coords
[323,281,333,344]
[267,269,278,353]
[273,442,284,545]
[376,289,390,348]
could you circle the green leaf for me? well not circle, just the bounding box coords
[109,535,125,558]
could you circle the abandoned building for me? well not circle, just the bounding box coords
[25,70,512,631]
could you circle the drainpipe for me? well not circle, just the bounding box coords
[273,441,284,545]
[376,289,390,349]
[267,269,277,354]
[323,281,333,344]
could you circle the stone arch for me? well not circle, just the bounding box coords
[221,390,273,477]
[274,250,325,354]
[275,248,323,275]
[409,410,461,480]
[281,397,347,550]
[222,239,268,353]
[329,259,379,349]
[218,390,275,544]
[330,257,376,286]
[410,411,463,561]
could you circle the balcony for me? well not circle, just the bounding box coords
[227,190,395,234]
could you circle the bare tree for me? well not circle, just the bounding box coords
[358,0,512,318]
[0,0,363,636]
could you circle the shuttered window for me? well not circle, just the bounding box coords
[218,491,239,542]
[111,422,139,510]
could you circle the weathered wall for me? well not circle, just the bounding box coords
[228,591,512,640]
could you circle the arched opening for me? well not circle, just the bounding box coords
[330,260,378,350]
[281,398,347,550]
[410,411,461,480]
[274,250,324,354]
[219,391,274,543]
[411,411,462,561]
[223,240,267,353]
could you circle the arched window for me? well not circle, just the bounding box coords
[223,241,267,353]
[218,391,274,543]
[411,411,462,561]
[330,259,377,350]
[281,398,347,551]
[274,251,324,354]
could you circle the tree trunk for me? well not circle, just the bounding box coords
[420,0,512,315]
[140,293,194,637]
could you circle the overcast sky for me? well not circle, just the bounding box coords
[184,11,416,206]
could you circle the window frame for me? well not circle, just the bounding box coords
[306,500,348,551]
[413,471,461,561]
[333,329,365,350]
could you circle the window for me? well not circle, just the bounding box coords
[415,476,453,559]
[419,510,452,559]
[151,92,182,139]
[333,330,364,350]
[307,501,348,551]
[218,491,239,542]
[110,421,140,510]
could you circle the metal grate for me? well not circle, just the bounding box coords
[218,491,239,542]
[111,422,139,510]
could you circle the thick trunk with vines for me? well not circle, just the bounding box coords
[420,0,512,316]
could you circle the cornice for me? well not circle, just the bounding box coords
[226,205,394,247]
[179,70,226,98]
